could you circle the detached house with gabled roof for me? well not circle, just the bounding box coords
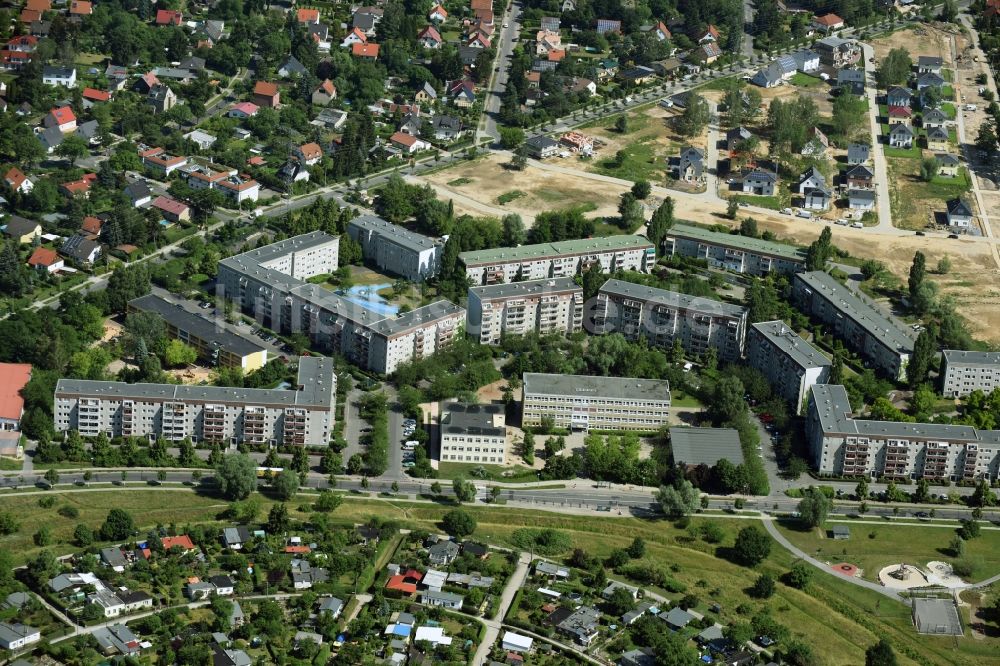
[936,153,961,177]
[4,167,33,194]
[4,215,41,244]
[429,4,448,22]
[947,197,973,227]
[45,105,77,132]
[887,105,912,126]
[916,72,945,90]
[352,42,380,60]
[312,79,336,105]
[917,55,943,75]
[848,188,876,211]
[813,13,845,32]
[676,145,705,182]
[845,164,874,188]
[926,126,949,151]
[28,246,63,273]
[252,81,280,108]
[295,142,323,166]
[450,80,476,107]
[847,142,870,165]
[155,9,183,26]
[886,86,912,108]
[888,123,914,148]
[922,107,948,130]
[342,27,367,48]
[740,168,777,196]
[418,25,442,49]
[42,65,76,88]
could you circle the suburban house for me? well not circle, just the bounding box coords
[691,42,722,64]
[3,167,33,193]
[796,166,825,193]
[848,188,876,211]
[389,131,429,154]
[947,198,973,227]
[42,65,76,87]
[3,215,41,244]
[61,234,101,265]
[151,195,191,223]
[221,526,254,550]
[726,126,753,152]
[525,135,559,158]
[887,105,912,126]
[845,164,874,188]
[922,107,949,129]
[847,142,870,164]
[812,13,845,32]
[0,622,40,650]
[676,146,705,182]
[926,126,949,151]
[312,79,336,105]
[698,24,720,42]
[427,539,461,565]
[814,37,860,67]
[28,246,63,272]
[45,105,77,132]
[430,115,463,141]
[294,142,323,166]
[936,153,961,177]
[417,25,442,49]
[837,68,865,95]
[420,590,464,609]
[124,180,153,207]
[228,102,258,118]
[352,42,380,59]
[917,55,943,75]
[183,129,217,150]
[146,84,177,114]
[916,72,945,90]
[556,605,602,645]
[429,4,448,21]
[277,55,308,78]
[252,81,280,108]
[740,168,777,196]
[803,186,831,210]
[887,86,912,107]
[888,123,914,148]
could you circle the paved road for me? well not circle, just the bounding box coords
[342,388,368,466]
[705,100,721,197]
[479,0,521,142]
[861,43,895,232]
[473,551,530,666]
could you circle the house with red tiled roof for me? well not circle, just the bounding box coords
[429,4,448,22]
[1,49,33,70]
[813,13,845,32]
[6,35,38,52]
[25,0,51,12]
[341,27,367,48]
[887,105,912,125]
[215,174,260,203]
[385,568,423,595]
[547,49,566,62]
[389,132,429,153]
[152,195,191,223]
[81,215,103,236]
[18,9,42,23]
[229,101,259,118]
[296,8,320,24]
[294,142,323,166]
[69,0,92,15]
[143,151,188,176]
[4,167,33,194]
[161,535,196,551]
[312,79,336,105]
[155,9,183,26]
[27,247,63,273]
[352,42,379,59]
[82,87,111,103]
[418,25,442,49]
[60,175,95,198]
[653,21,671,41]
[252,81,280,108]
[467,32,490,49]
[285,545,312,554]
[45,106,77,132]
[134,71,159,94]
[0,363,32,430]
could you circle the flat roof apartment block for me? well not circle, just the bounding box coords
[55,357,336,447]
[217,232,464,374]
[746,321,831,414]
[129,294,268,371]
[522,373,670,432]
[807,384,1000,481]
[347,214,441,282]
[792,271,913,382]
[663,224,807,276]
[594,279,747,362]
[941,350,1000,398]
[439,402,507,464]
[467,277,583,344]
[459,235,655,285]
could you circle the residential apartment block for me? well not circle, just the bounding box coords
[522,373,671,432]
[808,384,1000,481]
[128,294,268,371]
[459,235,655,285]
[54,357,336,447]
[662,224,807,276]
[439,402,507,464]
[593,279,747,362]
[466,277,583,344]
[347,214,441,282]
[941,350,1000,398]
[217,231,464,374]
[746,321,831,413]
[792,271,913,381]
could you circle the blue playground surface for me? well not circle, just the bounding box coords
[337,283,399,317]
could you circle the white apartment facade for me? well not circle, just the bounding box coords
[217,232,464,375]
[54,358,336,447]
[522,373,671,432]
[746,321,831,414]
[808,384,1000,481]
[347,214,441,282]
[460,236,655,285]
[467,277,583,344]
[941,350,1000,398]
[593,278,747,362]
[439,402,508,464]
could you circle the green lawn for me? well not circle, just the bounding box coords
[590,137,665,182]
[694,75,738,92]
[0,457,20,470]
[731,194,783,210]
[882,137,921,159]
[940,102,957,119]
[497,190,526,205]
[791,72,825,88]
[927,166,972,198]
[435,462,545,484]
[775,519,1000,583]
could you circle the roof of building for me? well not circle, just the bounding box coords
[470,276,581,301]
[751,320,831,369]
[523,373,670,402]
[848,188,877,201]
[599,278,746,318]
[797,271,913,354]
[948,198,973,216]
[56,356,333,408]
[4,214,39,238]
[460,234,653,266]
[440,402,505,438]
[666,223,806,262]
[161,535,196,550]
[669,427,744,467]
[848,143,870,160]
[918,55,944,67]
[942,349,1000,366]
[927,126,949,140]
[936,153,961,165]
[253,81,278,97]
[28,246,60,267]
[349,214,438,255]
[662,606,694,628]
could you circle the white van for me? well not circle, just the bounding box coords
[402,440,419,450]
[852,221,864,229]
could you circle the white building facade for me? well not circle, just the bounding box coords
[522,373,671,432]
[467,277,583,344]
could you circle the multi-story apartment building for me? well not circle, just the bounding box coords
[128,294,268,371]
[941,350,1000,398]
[662,224,807,276]
[746,321,831,413]
[459,235,655,285]
[593,279,747,362]
[439,402,507,464]
[347,214,441,282]
[54,357,336,447]
[792,271,913,382]
[522,373,671,432]
[808,384,1000,481]
[217,231,464,374]
[466,277,583,344]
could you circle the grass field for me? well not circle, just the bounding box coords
[775,519,1000,582]
[436,462,544,483]
[791,72,825,88]
[591,138,665,182]
[497,190,526,205]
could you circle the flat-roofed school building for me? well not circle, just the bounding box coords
[522,373,671,432]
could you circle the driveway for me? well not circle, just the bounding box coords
[472,551,530,665]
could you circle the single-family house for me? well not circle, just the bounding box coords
[430,115,463,141]
[421,590,464,609]
[677,146,705,182]
[155,9,183,25]
[837,68,865,95]
[845,164,875,188]
[936,153,961,176]
[726,126,754,152]
[229,102,258,118]
[691,42,722,64]
[525,135,559,159]
[741,168,777,196]
[183,129,217,150]
[502,632,533,653]
[278,160,309,184]
[60,175,95,198]
[803,186,832,210]
[947,197,973,227]
[617,65,656,85]
[4,215,41,243]
[418,25,442,49]
[596,18,622,34]
[312,79,336,105]
[42,65,76,87]
[295,142,323,166]
[82,87,111,106]
[38,126,64,152]
[848,188,876,211]
[124,180,153,207]
[147,84,177,114]
[28,246,63,272]
[4,167,33,194]
[926,126,949,151]
[277,55,308,78]
[296,8,320,24]
[152,195,191,223]
[886,86,912,108]
[342,27,367,48]
[847,142,870,164]
[797,166,826,193]
[389,132,429,154]
[252,81,280,108]
[917,55,943,75]
[313,108,348,130]
[699,25,720,42]
[352,42,380,60]
[556,605,602,645]
[45,105,77,132]
[888,123,914,148]
[830,525,851,540]
[916,72,946,90]
[661,607,694,631]
[813,13,845,32]
[318,596,344,618]
[428,539,461,565]
[61,234,101,265]
[429,4,448,22]
[791,48,820,72]
[450,80,476,107]
[923,107,948,129]
[415,81,437,103]
[0,622,40,651]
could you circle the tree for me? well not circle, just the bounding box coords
[676,93,711,137]
[865,638,898,666]
[733,526,771,566]
[267,503,289,534]
[498,126,525,149]
[314,491,343,512]
[750,573,775,598]
[73,523,94,546]
[501,213,525,247]
[44,468,59,486]
[100,508,135,541]
[631,180,651,200]
[940,0,957,22]
[656,479,699,519]
[785,561,813,589]
[805,227,833,271]
[797,487,831,527]
[908,251,926,304]
[739,217,758,238]
[855,477,869,501]
[56,134,90,166]
[452,477,477,503]
[618,192,643,228]
[627,536,646,559]
[615,115,628,133]
[920,157,940,182]
[606,586,636,615]
[215,454,257,500]
[442,508,477,537]
[937,255,951,274]
[908,327,938,388]
[875,48,912,88]
[971,478,997,507]
[163,339,197,367]
[430,481,442,496]
[271,469,300,500]
[647,197,675,253]
[727,198,739,219]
